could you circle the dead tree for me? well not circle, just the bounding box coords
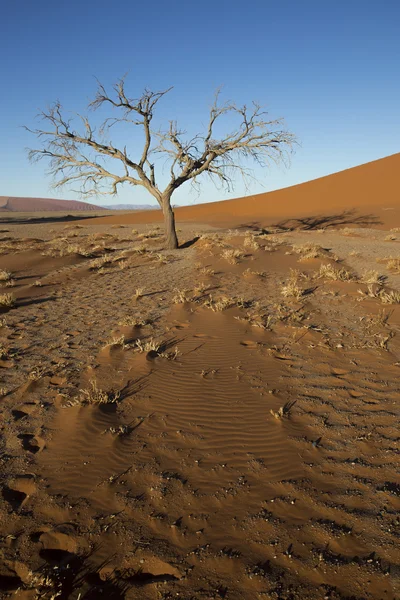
[27,78,296,249]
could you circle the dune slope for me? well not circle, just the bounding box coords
[81,153,400,229]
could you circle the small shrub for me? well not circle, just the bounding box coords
[173,288,191,303]
[221,248,245,264]
[0,269,12,281]
[270,400,297,419]
[318,264,353,281]
[80,380,120,404]
[0,293,15,307]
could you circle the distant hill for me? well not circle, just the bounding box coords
[98,204,155,211]
[0,196,103,212]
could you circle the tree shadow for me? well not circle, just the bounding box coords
[236,209,382,232]
[179,236,200,249]
[17,296,56,308]
[273,209,382,231]
[0,214,107,226]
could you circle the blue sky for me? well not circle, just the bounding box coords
[1,0,399,206]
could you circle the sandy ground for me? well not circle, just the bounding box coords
[0,210,399,600]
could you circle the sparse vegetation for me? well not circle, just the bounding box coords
[0,269,12,281]
[318,263,353,281]
[292,243,323,260]
[173,288,191,303]
[270,400,297,419]
[134,338,161,353]
[0,293,15,307]
[359,270,385,285]
[221,248,245,264]
[80,380,121,404]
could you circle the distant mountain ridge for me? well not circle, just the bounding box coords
[0,196,103,212]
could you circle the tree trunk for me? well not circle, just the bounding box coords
[162,196,179,249]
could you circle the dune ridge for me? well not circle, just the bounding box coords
[80,153,400,229]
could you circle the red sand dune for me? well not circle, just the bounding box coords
[0,196,102,212]
[82,153,400,229]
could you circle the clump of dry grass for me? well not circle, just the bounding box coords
[0,269,12,282]
[0,344,10,360]
[80,380,121,404]
[221,248,245,264]
[349,250,361,257]
[104,334,127,349]
[173,288,191,303]
[292,243,323,260]
[199,266,215,276]
[281,269,306,301]
[270,400,297,419]
[390,227,400,233]
[0,293,15,307]
[378,257,400,274]
[203,294,234,312]
[358,285,400,304]
[384,234,396,241]
[134,288,144,300]
[281,280,304,301]
[89,255,112,270]
[318,263,353,281]
[359,270,385,285]
[132,244,148,254]
[243,234,260,250]
[134,338,160,353]
[193,283,208,297]
[340,227,354,236]
[243,268,266,278]
[235,311,273,330]
[379,290,400,304]
[118,315,149,327]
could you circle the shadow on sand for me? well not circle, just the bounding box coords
[237,209,382,232]
[0,214,108,226]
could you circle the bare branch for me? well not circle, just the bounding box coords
[26,77,296,250]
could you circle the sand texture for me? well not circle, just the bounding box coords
[0,157,399,599]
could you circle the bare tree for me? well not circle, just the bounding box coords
[27,78,296,249]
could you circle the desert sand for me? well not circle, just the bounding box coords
[0,198,102,213]
[0,156,399,599]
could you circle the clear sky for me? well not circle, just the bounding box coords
[1,0,399,207]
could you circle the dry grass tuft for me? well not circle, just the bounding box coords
[199,266,215,276]
[0,269,12,282]
[173,288,191,303]
[0,293,15,307]
[118,315,149,327]
[292,243,323,260]
[104,334,126,349]
[359,270,385,285]
[203,294,234,312]
[340,227,354,236]
[134,338,161,353]
[281,269,306,301]
[378,257,400,274]
[134,288,144,300]
[221,248,245,264]
[379,290,400,304]
[318,264,353,281]
[243,234,260,250]
[384,234,396,241]
[80,380,120,404]
[270,400,297,419]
